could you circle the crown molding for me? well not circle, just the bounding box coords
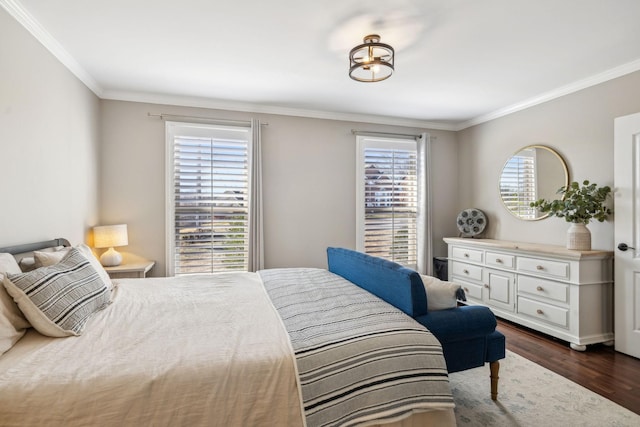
[455,58,640,131]
[101,89,458,131]
[4,0,451,131]
[0,0,103,96]
[5,0,640,133]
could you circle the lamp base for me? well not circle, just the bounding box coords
[100,247,122,267]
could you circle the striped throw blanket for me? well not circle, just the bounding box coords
[259,268,454,427]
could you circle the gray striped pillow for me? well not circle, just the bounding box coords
[3,248,110,337]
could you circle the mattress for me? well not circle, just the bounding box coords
[0,273,304,426]
[0,270,455,426]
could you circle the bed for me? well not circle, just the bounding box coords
[0,239,456,426]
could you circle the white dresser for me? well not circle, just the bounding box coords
[444,237,614,351]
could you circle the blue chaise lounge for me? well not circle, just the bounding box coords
[327,247,506,400]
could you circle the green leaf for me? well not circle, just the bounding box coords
[531,180,612,224]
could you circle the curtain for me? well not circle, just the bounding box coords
[416,132,433,275]
[248,119,264,271]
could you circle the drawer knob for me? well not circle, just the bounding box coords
[495,258,503,263]
[464,287,470,293]
[463,269,469,274]
[536,309,544,315]
[536,265,544,270]
[536,286,544,292]
[464,253,469,258]
[484,284,490,289]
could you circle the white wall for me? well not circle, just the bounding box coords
[457,70,640,250]
[0,7,100,247]
[100,100,459,275]
[6,0,638,267]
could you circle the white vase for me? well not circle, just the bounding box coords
[567,223,591,250]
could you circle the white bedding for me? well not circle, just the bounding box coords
[0,273,305,426]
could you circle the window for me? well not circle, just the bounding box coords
[166,122,251,275]
[500,148,537,219]
[356,136,418,267]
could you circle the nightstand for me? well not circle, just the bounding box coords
[103,261,155,279]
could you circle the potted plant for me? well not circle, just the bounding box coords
[530,180,612,250]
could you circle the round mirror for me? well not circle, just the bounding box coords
[499,145,569,220]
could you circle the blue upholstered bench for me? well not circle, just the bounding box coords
[327,247,506,400]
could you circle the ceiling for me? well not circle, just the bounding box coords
[4,0,640,130]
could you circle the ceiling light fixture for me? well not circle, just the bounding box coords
[349,34,394,83]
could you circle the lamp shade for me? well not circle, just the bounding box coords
[93,224,128,249]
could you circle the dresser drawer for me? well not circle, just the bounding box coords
[518,256,569,279]
[518,297,569,328]
[451,261,483,281]
[486,252,515,269]
[459,281,483,301]
[451,246,483,263]
[518,275,569,304]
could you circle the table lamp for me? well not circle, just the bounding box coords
[93,224,128,266]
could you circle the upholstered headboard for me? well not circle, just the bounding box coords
[327,247,427,318]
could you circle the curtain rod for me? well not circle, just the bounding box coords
[148,113,268,126]
[351,130,434,140]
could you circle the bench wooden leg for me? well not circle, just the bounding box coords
[490,361,500,400]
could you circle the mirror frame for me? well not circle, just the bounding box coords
[499,145,569,221]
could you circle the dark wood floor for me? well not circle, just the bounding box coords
[497,318,640,415]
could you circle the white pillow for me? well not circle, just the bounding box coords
[3,248,111,337]
[0,253,20,276]
[19,245,66,272]
[0,253,30,355]
[18,257,37,272]
[34,246,72,268]
[420,274,464,311]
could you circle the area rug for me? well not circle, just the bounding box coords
[449,350,640,426]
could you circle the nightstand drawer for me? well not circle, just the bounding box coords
[518,296,569,328]
[451,261,483,281]
[518,257,569,279]
[104,261,155,279]
[108,271,146,279]
[451,246,483,263]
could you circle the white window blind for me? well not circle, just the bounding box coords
[500,148,537,219]
[356,137,418,267]
[166,122,251,275]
